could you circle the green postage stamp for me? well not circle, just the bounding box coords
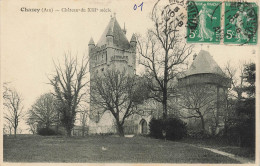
[187,1,222,44]
[187,1,258,45]
[224,2,258,45]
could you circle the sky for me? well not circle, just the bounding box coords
[1,0,258,133]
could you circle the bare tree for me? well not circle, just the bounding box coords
[26,118,38,134]
[78,109,88,137]
[27,93,59,132]
[177,84,216,132]
[224,61,245,101]
[137,3,192,119]
[49,54,88,136]
[90,69,146,136]
[3,85,24,137]
[3,122,13,135]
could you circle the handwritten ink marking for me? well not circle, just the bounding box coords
[133,2,144,11]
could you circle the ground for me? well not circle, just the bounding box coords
[3,135,243,163]
[179,137,255,160]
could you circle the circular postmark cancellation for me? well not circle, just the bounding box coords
[187,1,199,33]
[152,0,188,37]
[151,0,258,45]
[224,2,258,45]
[187,1,222,43]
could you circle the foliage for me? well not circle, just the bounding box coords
[225,62,255,147]
[49,54,88,136]
[243,63,255,97]
[149,118,164,139]
[27,93,60,133]
[149,117,187,140]
[226,114,255,147]
[37,127,57,136]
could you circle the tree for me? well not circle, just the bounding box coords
[223,61,246,134]
[3,122,13,135]
[137,2,192,119]
[90,69,146,136]
[27,93,59,132]
[177,84,216,132]
[3,84,24,137]
[224,62,255,147]
[77,109,88,137]
[26,118,38,134]
[224,61,245,101]
[243,63,255,98]
[49,54,88,136]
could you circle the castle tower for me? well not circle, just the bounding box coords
[178,50,231,134]
[88,16,137,133]
[89,16,136,76]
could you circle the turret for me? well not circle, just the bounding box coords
[106,27,113,47]
[88,37,95,72]
[88,37,95,51]
[130,34,137,50]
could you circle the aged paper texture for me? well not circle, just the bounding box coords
[1,0,259,165]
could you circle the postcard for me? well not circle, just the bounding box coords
[1,0,259,165]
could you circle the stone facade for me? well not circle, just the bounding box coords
[177,50,231,135]
[87,16,151,135]
[86,16,230,136]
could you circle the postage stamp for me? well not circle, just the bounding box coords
[224,2,258,45]
[187,1,222,43]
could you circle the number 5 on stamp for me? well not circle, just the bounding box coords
[187,1,222,44]
[224,2,258,45]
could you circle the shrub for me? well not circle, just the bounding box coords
[226,117,255,147]
[37,127,57,136]
[149,117,187,140]
[149,118,164,139]
[187,130,210,139]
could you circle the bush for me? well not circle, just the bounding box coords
[187,130,211,139]
[37,127,57,136]
[226,117,255,147]
[149,117,187,140]
[149,118,164,139]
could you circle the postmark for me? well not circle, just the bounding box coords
[187,1,199,32]
[187,1,222,43]
[152,0,187,36]
[224,2,258,45]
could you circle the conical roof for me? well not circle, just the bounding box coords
[185,50,226,77]
[88,37,95,45]
[97,17,130,49]
[130,34,137,43]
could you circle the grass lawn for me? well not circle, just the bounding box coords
[179,137,255,160]
[3,134,240,163]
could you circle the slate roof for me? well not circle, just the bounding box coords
[97,17,130,50]
[88,37,95,45]
[185,50,226,77]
